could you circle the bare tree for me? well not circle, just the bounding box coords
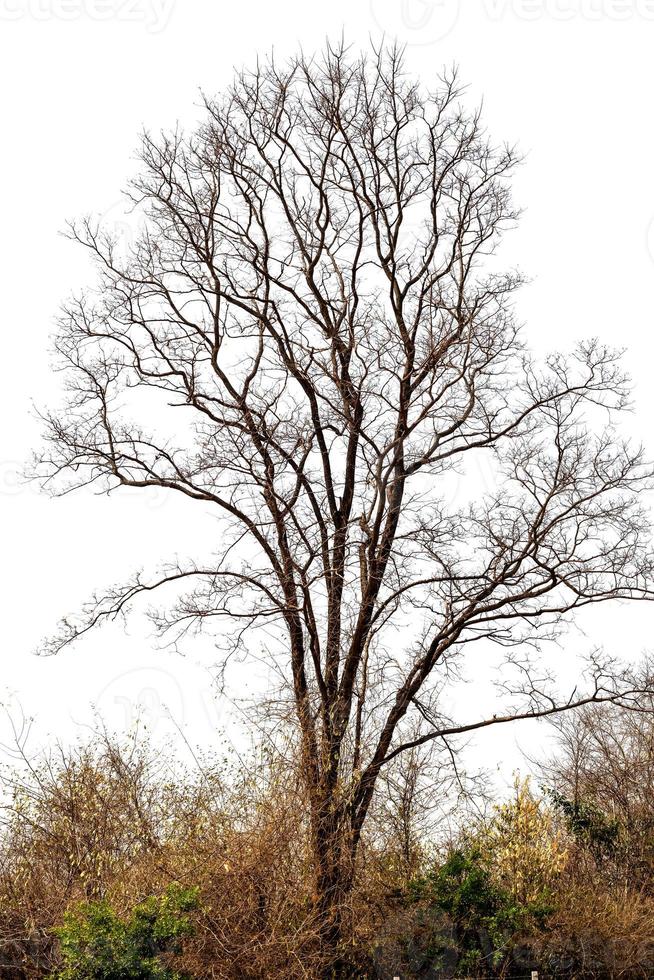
[542,700,654,879]
[34,40,654,959]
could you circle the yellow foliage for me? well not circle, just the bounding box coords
[478,776,568,905]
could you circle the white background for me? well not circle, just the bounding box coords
[1,0,653,785]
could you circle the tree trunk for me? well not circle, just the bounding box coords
[311,803,358,977]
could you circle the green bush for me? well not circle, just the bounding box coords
[407,846,549,976]
[50,884,198,980]
[546,787,621,859]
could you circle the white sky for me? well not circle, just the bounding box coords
[1,0,654,788]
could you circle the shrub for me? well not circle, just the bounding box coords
[50,884,198,980]
[400,781,565,976]
[479,777,567,911]
[546,787,621,860]
[408,847,521,975]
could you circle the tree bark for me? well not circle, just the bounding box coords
[311,803,356,976]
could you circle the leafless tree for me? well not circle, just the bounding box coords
[542,700,654,879]
[34,40,654,959]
